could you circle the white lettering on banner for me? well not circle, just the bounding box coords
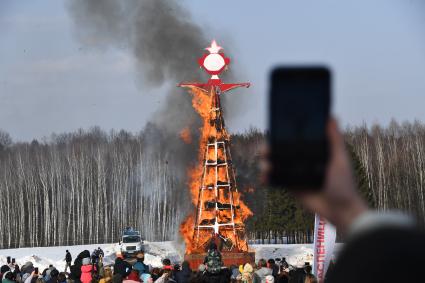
[313,214,336,283]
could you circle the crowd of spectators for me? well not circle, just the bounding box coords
[0,246,317,283]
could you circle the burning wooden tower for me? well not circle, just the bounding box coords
[179,40,255,268]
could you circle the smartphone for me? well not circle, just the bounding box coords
[34,267,39,274]
[268,66,331,190]
[12,258,15,264]
[7,256,11,264]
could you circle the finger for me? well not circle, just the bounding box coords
[327,117,345,155]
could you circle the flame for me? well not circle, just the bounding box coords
[179,86,253,254]
[179,127,192,144]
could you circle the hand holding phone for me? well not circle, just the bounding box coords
[268,66,331,190]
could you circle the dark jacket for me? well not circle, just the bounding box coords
[190,272,205,283]
[326,227,425,283]
[66,252,72,263]
[113,258,131,278]
[47,269,59,283]
[276,274,289,283]
[203,274,221,283]
[175,262,192,283]
[270,264,279,279]
[287,268,305,283]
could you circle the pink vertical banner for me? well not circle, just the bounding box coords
[312,214,336,282]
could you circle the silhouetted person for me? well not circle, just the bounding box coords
[65,250,72,273]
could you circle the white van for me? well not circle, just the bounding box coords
[118,227,144,257]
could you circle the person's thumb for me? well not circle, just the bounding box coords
[327,117,345,156]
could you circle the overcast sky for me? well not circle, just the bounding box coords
[1,0,425,141]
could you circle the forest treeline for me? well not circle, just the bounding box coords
[0,120,424,248]
[0,125,189,248]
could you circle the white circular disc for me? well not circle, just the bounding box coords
[203,54,225,71]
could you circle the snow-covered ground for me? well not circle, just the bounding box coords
[0,242,340,272]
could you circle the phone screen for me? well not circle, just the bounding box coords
[269,66,331,189]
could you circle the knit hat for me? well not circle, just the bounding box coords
[82,257,90,265]
[21,262,34,274]
[140,273,151,282]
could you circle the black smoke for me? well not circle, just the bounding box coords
[66,0,247,242]
[67,0,208,127]
[67,0,210,239]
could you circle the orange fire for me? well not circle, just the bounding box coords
[180,86,253,254]
[180,127,192,144]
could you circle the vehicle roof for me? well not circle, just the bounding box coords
[123,231,140,236]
